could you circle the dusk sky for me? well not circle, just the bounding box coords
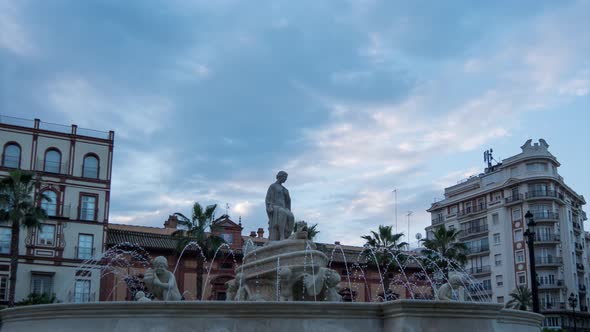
[1,0,589,246]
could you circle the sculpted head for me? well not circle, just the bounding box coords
[153,256,169,274]
[449,274,463,287]
[135,291,146,300]
[276,171,288,183]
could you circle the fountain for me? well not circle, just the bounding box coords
[0,171,543,331]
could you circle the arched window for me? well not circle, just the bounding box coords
[44,149,62,173]
[82,154,99,178]
[2,143,21,168]
[41,191,57,217]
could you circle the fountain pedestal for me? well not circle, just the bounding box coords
[229,239,341,301]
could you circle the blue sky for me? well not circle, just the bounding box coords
[1,0,589,246]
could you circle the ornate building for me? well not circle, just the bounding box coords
[426,139,588,330]
[0,116,114,304]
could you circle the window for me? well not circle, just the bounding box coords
[31,274,53,295]
[74,279,91,303]
[0,228,10,254]
[493,192,502,202]
[80,195,97,221]
[492,214,499,225]
[82,155,99,178]
[493,233,501,245]
[0,274,7,300]
[512,208,521,221]
[448,225,455,231]
[477,198,485,209]
[494,254,502,266]
[221,233,234,244]
[2,143,21,168]
[44,149,62,173]
[41,191,57,217]
[496,275,503,287]
[37,224,55,246]
[515,250,525,263]
[77,234,94,260]
[497,296,504,303]
[511,187,519,197]
[464,201,472,213]
[517,272,526,285]
[514,229,523,242]
[483,279,491,290]
[449,205,457,215]
[526,162,548,172]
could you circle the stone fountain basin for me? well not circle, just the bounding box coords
[0,300,542,332]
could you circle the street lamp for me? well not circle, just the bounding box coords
[524,210,540,313]
[569,292,578,332]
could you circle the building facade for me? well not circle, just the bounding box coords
[426,139,588,330]
[0,116,114,305]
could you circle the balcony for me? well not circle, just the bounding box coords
[534,233,560,243]
[466,245,490,255]
[535,256,562,266]
[467,265,491,276]
[35,159,70,175]
[432,216,445,225]
[538,280,565,290]
[532,211,559,222]
[573,222,582,233]
[577,263,585,271]
[575,243,584,252]
[505,193,523,206]
[457,204,487,218]
[525,190,558,200]
[459,224,489,238]
[579,285,587,292]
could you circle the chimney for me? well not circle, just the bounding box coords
[334,241,340,245]
[257,228,264,238]
[164,215,178,229]
[249,231,257,237]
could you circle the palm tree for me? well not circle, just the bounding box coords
[420,225,467,279]
[361,225,407,300]
[506,286,532,311]
[0,170,47,306]
[173,202,225,300]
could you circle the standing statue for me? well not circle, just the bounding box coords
[143,256,183,301]
[266,171,295,241]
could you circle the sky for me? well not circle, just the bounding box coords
[1,0,589,246]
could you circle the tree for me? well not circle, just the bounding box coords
[506,286,532,311]
[420,225,467,279]
[361,225,407,300]
[0,170,47,306]
[172,202,225,300]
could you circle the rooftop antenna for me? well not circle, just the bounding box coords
[406,211,413,248]
[225,203,230,216]
[484,149,493,168]
[393,189,398,234]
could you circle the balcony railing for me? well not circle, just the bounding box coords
[535,234,560,242]
[533,211,559,220]
[467,245,490,255]
[467,265,491,275]
[35,159,69,175]
[576,243,584,251]
[577,263,585,271]
[75,247,96,260]
[457,204,487,218]
[538,281,565,289]
[535,256,562,265]
[579,285,587,292]
[573,222,582,231]
[460,224,489,237]
[432,216,445,225]
[505,194,523,205]
[526,190,558,200]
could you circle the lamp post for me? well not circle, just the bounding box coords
[569,292,578,332]
[524,210,540,313]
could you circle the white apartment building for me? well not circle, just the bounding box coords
[426,139,588,330]
[0,116,114,305]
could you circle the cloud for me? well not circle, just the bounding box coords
[0,1,34,55]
